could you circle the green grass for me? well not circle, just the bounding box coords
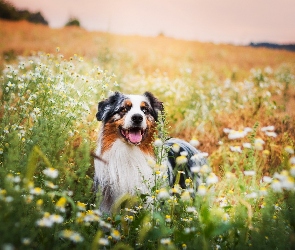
[0,50,295,249]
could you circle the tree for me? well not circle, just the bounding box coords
[0,0,48,25]
[65,17,80,27]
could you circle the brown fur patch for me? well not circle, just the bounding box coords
[101,120,124,154]
[138,117,156,155]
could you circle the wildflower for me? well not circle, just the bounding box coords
[190,138,200,147]
[254,138,265,151]
[44,181,58,189]
[160,238,171,245]
[271,179,282,192]
[259,187,268,196]
[263,150,270,156]
[59,227,71,237]
[99,220,112,229]
[244,170,256,176]
[56,197,67,212]
[273,170,288,182]
[111,229,121,240]
[230,146,242,153]
[191,153,208,166]
[171,184,181,194]
[191,165,200,173]
[50,214,64,223]
[265,131,277,138]
[290,166,295,177]
[165,215,171,222]
[59,230,84,243]
[22,238,31,245]
[197,184,207,196]
[43,167,59,179]
[186,206,197,213]
[36,199,43,206]
[124,215,134,222]
[216,196,228,207]
[225,172,236,179]
[68,130,74,137]
[261,126,275,132]
[30,187,44,195]
[157,188,170,200]
[206,173,218,185]
[262,176,272,183]
[0,148,3,154]
[176,155,188,165]
[3,126,9,134]
[182,243,187,250]
[98,238,109,246]
[290,156,295,165]
[274,204,281,211]
[147,159,156,168]
[223,128,231,134]
[285,146,294,154]
[222,213,230,222]
[77,201,87,211]
[5,196,14,202]
[172,143,180,153]
[243,142,252,149]
[181,191,191,201]
[281,176,295,190]
[185,178,192,186]
[228,130,248,140]
[245,192,258,199]
[200,164,211,174]
[33,107,41,114]
[154,138,163,147]
[36,213,63,227]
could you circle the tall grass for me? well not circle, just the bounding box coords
[0,45,295,248]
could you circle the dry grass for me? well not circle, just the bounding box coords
[1,19,295,79]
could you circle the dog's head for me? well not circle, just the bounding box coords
[96,92,164,145]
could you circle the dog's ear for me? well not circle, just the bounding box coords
[96,92,125,121]
[144,92,164,121]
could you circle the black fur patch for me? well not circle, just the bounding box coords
[144,92,164,121]
[164,138,208,189]
[96,92,127,122]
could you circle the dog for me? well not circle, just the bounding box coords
[93,91,207,212]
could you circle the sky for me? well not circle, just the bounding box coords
[8,0,295,45]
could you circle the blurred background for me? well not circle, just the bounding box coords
[2,0,295,45]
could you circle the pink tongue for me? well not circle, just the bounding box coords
[128,130,142,144]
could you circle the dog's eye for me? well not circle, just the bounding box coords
[119,106,130,114]
[120,107,127,113]
[141,107,149,114]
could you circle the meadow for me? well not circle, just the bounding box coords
[0,20,295,249]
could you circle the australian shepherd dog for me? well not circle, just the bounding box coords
[93,92,207,212]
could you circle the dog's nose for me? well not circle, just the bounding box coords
[131,114,143,124]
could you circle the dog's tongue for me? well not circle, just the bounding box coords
[128,130,142,144]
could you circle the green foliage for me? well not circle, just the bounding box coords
[65,17,80,27]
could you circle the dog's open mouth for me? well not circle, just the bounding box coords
[120,127,146,145]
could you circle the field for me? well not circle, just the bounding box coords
[1,19,295,249]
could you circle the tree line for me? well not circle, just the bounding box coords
[0,0,81,27]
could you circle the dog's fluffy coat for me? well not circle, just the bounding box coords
[94,92,207,212]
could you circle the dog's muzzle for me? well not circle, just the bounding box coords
[120,114,146,145]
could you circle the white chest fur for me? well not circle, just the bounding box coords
[94,139,154,211]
